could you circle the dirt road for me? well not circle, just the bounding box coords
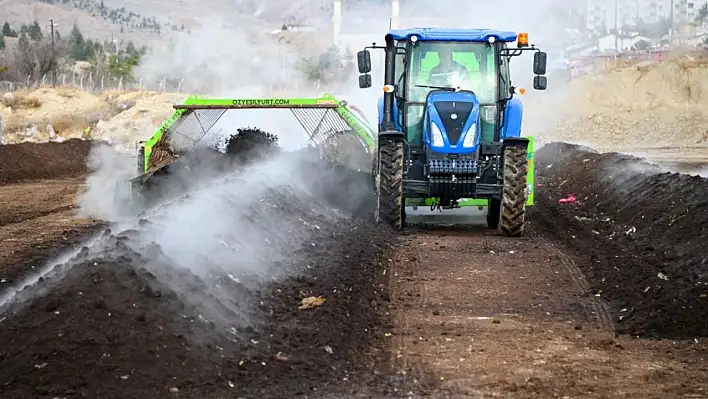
[0,139,706,398]
[388,221,707,398]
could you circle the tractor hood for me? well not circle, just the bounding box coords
[425,91,481,154]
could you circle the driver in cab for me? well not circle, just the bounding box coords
[428,47,470,87]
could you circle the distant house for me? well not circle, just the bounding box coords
[280,23,316,33]
[685,32,708,47]
[563,42,599,58]
[597,33,652,52]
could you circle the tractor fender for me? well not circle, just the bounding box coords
[500,97,523,140]
[377,95,402,132]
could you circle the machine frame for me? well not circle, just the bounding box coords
[135,93,376,176]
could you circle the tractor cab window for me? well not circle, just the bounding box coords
[404,41,498,145]
[407,41,497,104]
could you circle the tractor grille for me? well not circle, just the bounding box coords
[433,101,474,145]
[428,158,477,175]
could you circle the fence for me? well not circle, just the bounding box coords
[0,70,341,96]
[566,48,707,80]
[0,73,187,94]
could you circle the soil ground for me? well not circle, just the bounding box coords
[0,139,706,398]
[0,141,101,289]
[387,221,707,398]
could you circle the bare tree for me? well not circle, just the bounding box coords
[4,34,67,82]
[16,34,37,77]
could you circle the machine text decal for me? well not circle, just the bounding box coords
[232,99,290,106]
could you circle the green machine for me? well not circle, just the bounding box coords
[130,93,376,193]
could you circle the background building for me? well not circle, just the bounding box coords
[586,0,703,32]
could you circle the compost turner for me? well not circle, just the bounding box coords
[129,93,377,205]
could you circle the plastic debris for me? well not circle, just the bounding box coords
[558,194,577,204]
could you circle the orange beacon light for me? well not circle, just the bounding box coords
[517,32,529,48]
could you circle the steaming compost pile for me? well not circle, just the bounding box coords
[0,139,93,184]
[223,127,280,160]
[0,129,395,398]
[533,142,708,339]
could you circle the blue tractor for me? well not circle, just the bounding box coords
[356,28,548,236]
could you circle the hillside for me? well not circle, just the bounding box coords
[523,54,708,158]
[0,0,285,46]
[0,0,155,45]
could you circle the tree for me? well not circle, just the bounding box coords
[0,34,4,51]
[68,23,88,60]
[28,20,43,41]
[125,41,137,56]
[298,46,345,84]
[107,53,139,80]
[16,33,36,77]
[697,3,708,25]
[1,22,15,38]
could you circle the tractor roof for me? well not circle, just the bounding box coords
[386,28,518,43]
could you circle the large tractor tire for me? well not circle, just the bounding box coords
[375,138,405,229]
[498,141,529,237]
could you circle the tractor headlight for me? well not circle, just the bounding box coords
[462,123,477,147]
[431,123,444,147]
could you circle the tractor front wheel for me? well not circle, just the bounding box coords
[499,142,529,237]
[375,138,405,229]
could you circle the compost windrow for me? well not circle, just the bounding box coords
[533,142,708,339]
[0,132,394,398]
[0,139,93,184]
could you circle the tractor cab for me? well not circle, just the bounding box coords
[356,28,548,237]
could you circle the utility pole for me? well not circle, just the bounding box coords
[669,0,675,45]
[613,0,619,59]
[614,0,619,49]
[50,19,56,88]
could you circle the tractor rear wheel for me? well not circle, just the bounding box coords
[375,138,405,229]
[499,142,529,237]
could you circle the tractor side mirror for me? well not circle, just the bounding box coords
[357,50,372,74]
[359,73,372,89]
[533,75,547,90]
[533,51,547,75]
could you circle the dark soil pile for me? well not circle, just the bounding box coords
[0,127,394,398]
[0,139,93,184]
[0,182,395,399]
[532,142,708,338]
[223,127,280,162]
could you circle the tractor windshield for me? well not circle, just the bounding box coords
[404,40,498,145]
[407,41,497,104]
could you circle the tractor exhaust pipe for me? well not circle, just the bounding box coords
[381,34,396,131]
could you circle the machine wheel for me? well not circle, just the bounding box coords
[486,198,500,229]
[375,138,405,229]
[499,143,529,237]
